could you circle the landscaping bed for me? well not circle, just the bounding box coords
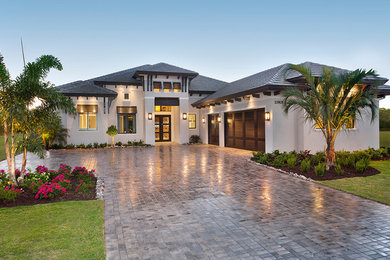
[0,164,97,208]
[251,148,389,181]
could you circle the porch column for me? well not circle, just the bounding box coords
[219,112,225,147]
[144,97,155,146]
[179,97,189,144]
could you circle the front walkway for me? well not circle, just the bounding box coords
[3,145,390,259]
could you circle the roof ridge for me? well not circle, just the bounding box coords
[267,63,291,85]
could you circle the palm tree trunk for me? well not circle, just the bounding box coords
[9,120,16,184]
[112,136,114,147]
[42,135,48,150]
[3,120,13,182]
[325,138,336,170]
[20,133,28,182]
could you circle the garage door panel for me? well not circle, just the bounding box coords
[224,108,265,151]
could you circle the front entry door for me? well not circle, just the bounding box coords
[155,115,171,142]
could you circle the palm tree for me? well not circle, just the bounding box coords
[38,113,69,149]
[0,53,75,183]
[283,64,378,170]
[13,55,75,177]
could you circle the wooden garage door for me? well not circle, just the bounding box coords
[225,108,265,151]
[208,114,219,145]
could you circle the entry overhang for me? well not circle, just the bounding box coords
[155,98,179,106]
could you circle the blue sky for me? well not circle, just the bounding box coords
[1,0,390,107]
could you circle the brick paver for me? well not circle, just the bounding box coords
[3,144,390,259]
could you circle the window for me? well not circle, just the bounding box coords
[154,106,171,112]
[173,82,181,92]
[118,114,136,133]
[153,82,162,92]
[78,105,97,131]
[79,113,97,130]
[163,82,172,92]
[124,93,129,99]
[188,114,196,129]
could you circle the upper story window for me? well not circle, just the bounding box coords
[155,106,171,112]
[163,82,172,92]
[124,93,129,99]
[78,105,98,131]
[173,83,181,93]
[153,82,162,92]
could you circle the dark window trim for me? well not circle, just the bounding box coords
[117,113,137,134]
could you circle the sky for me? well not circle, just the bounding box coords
[1,0,390,107]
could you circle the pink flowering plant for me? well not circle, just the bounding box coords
[0,163,96,202]
[72,167,95,182]
[0,185,23,201]
[34,182,67,199]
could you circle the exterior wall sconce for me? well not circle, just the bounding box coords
[148,113,153,120]
[202,117,205,124]
[182,113,187,120]
[265,112,271,121]
[217,116,221,123]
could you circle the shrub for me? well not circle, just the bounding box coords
[76,144,85,149]
[253,151,265,160]
[311,152,325,165]
[314,163,326,176]
[287,156,297,169]
[189,135,201,144]
[271,155,285,167]
[85,143,92,149]
[298,150,311,160]
[355,158,370,173]
[58,143,64,149]
[66,144,75,149]
[99,143,107,148]
[52,174,72,190]
[335,163,344,176]
[72,167,95,182]
[75,180,95,193]
[115,141,123,146]
[93,142,99,148]
[300,159,311,172]
[35,182,67,199]
[345,154,356,168]
[258,154,269,164]
[51,143,59,149]
[0,185,23,201]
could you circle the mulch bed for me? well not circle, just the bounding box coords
[0,176,97,208]
[250,158,381,181]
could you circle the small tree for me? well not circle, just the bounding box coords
[106,125,118,146]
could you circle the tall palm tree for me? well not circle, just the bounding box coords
[283,64,378,169]
[0,53,75,183]
[14,55,75,177]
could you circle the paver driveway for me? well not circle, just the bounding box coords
[4,144,390,259]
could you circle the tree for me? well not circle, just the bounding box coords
[106,125,118,146]
[0,53,75,183]
[283,64,377,170]
[37,113,69,149]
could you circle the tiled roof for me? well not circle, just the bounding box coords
[193,62,389,106]
[192,64,298,106]
[134,62,198,76]
[57,80,117,97]
[189,75,227,93]
[92,64,151,85]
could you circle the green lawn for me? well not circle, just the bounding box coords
[319,160,390,205]
[380,131,390,147]
[0,200,104,259]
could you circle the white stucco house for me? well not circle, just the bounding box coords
[57,62,390,152]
